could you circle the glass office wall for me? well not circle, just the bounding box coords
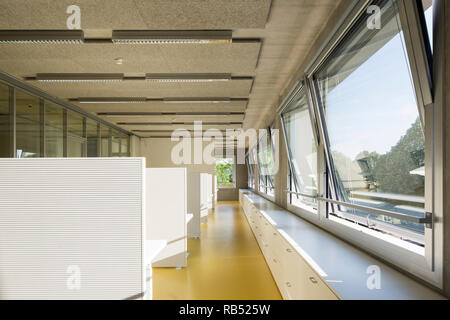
[67,111,85,157]
[0,80,130,159]
[86,118,100,157]
[101,124,110,157]
[16,90,41,158]
[45,101,64,157]
[0,83,10,157]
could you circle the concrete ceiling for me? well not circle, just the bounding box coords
[0,0,346,142]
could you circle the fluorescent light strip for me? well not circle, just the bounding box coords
[77,98,147,104]
[36,73,124,82]
[0,30,84,44]
[163,98,231,104]
[146,73,231,83]
[112,30,232,44]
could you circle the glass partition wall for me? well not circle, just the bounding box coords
[0,79,131,159]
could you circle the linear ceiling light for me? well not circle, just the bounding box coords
[76,97,147,104]
[36,73,124,82]
[163,98,231,104]
[146,73,231,83]
[0,30,84,44]
[112,30,232,44]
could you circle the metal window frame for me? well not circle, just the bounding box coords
[276,0,441,288]
[279,82,320,210]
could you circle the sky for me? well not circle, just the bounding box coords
[323,7,432,161]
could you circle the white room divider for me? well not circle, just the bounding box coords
[187,172,201,238]
[0,158,146,300]
[146,168,187,268]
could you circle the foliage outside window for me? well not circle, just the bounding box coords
[215,158,234,187]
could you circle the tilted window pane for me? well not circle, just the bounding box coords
[16,90,41,158]
[257,132,275,195]
[423,0,433,51]
[282,87,318,209]
[0,83,10,158]
[45,102,64,158]
[314,0,425,242]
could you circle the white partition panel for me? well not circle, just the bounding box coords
[187,172,201,238]
[0,158,146,300]
[146,168,187,268]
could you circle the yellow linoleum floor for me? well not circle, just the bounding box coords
[152,201,282,300]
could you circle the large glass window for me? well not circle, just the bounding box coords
[215,158,235,188]
[16,90,41,158]
[0,83,10,157]
[67,111,85,157]
[257,131,275,196]
[45,102,64,158]
[314,0,426,244]
[246,154,255,190]
[281,86,318,210]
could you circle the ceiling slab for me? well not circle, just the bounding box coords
[0,42,261,77]
[0,0,271,30]
[76,101,248,114]
[27,79,253,99]
[98,114,245,123]
[123,123,242,131]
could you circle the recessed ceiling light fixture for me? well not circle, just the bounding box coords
[36,73,124,82]
[163,98,231,104]
[0,30,84,44]
[112,30,232,44]
[146,73,231,83]
[76,97,147,104]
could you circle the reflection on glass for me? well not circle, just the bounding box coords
[16,90,41,158]
[257,132,275,196]
[87,119,99,157]
[67,111,85,157]
[120,133,129,155]
[282,87,317,209]
[111,130,121,156]
[101,124,110,157]
[0,83,10,157]
[314,0,425,241]
[45,102,64,157]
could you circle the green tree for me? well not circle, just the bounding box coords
[215,159,234,187]
[373,118,424,194]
